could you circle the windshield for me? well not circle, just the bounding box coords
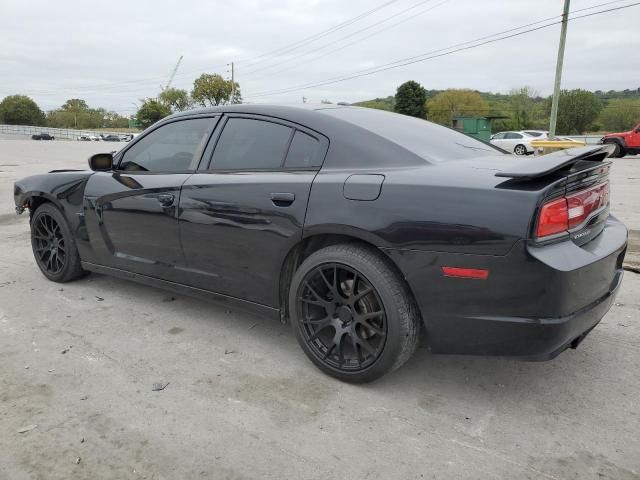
[321,107,504,162]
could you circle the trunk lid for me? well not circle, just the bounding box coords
[493,145,614,247]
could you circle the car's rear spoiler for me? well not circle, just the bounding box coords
[495,145,615,179]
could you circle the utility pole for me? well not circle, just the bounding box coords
[549,0,570,138]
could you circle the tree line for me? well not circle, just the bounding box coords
[0,95,131,129]
[354,82,640,134]
[1,76,638,134]
[0,72,241,131]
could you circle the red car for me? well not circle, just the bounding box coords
[600,123,640,157]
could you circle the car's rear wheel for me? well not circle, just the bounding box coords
[514,144,527,155]
[30,203,85,282]
[289,243,420,383]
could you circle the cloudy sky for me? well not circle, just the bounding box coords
[1,0,638,115]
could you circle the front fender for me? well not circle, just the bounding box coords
[13,171,93,224]
[601,136,627,147]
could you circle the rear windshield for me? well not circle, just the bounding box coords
[321,107,504,162]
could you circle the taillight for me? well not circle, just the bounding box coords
[537,197,568,238]
[536,182,609,239]
[566,182,609,229]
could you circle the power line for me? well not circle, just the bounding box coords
[241,0,442,77]
[149,1,404,83]
[244,1,640,99]
[237,0,402,67]
[248,0,632,96]
[242,0,629,80]
[244,0,450,83]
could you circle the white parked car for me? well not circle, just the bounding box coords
[490,131,537,155]
[77,134,99,141]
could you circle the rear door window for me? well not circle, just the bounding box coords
[211,118,293,170]
[284,131,322,168]
[505,132,523,139]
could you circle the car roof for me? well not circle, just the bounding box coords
[168,103,349,121]
[165,104,360,134]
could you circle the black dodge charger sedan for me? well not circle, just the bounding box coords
[13,105,627,382]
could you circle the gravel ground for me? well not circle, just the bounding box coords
[1,140,638,480]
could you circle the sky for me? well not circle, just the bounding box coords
[1,0,639,116]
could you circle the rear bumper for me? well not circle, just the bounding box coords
[384,215,628,359]
[442,268,622,360]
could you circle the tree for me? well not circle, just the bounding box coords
[598,98,640,132]
[45,99,103,129]
[508,87,540,130]
[136,98,171,129]
[0,95,46,126]
[60,98,89,128]
[159,88,192,112]
[394,81,427,118]
[546,89,602,134]
[103,111,130,129]
[191,74,241,107]
[426,89,490,126]
[61,98,89,112]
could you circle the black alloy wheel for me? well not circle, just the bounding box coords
[290,244,420,383]
[30,203,85,282]
[32,211,67,275]
[296,263,387,371]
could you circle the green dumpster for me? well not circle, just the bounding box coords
[452,116,507,142]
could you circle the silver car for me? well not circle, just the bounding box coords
[490,131,537,155]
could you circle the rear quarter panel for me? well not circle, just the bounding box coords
[304,163,538,256]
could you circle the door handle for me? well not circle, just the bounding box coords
[157,193,175,207]
[270,192,295,207]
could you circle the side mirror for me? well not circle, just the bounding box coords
[88,153,113,171]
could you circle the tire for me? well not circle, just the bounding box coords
[605,141,626,158]
[30,203,86,283]
[289,243,420,383]
[514,144,527,155]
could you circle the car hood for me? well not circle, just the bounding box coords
[602,130,631,137]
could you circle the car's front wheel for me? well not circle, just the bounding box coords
[514,144,527,155]
[289,243,420,383]
[30,203,86,282]
[605,141,626,158]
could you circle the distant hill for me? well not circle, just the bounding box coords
[353,88,640,109]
